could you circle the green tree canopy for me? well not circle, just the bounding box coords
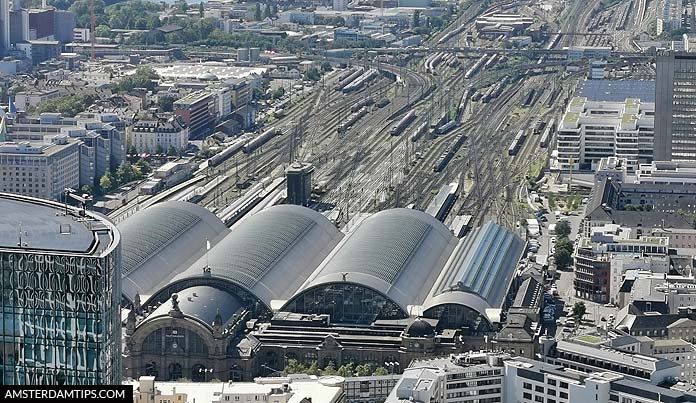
[555,220,571,237]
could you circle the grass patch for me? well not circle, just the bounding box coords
[576,335,603,344]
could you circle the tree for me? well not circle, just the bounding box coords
[135,159,152,175]
[95,24,111,38]
[555,220,571,238]
[271,3,278,15]
[113,66,159,93]
[374,366,389,375]
[99,173,113,192]
[321,362,337,376]
[572,302,587,324]
[127,145,138,156]
[321,61,333,72]
[554,248,572,269]
[355,364,373,376]
[158,96,175,112]
[271,87,285,99]
[412,9,420,27]
[336,362,353,377]
[199,2,204,17]
[254,3,262,21]
[304,67,321,81]
[263,3,271,19]
[167,145,178,156]
[306,361,319,376]
[155,144,164,155]
[283,359,306,375]
[80,185,93,196]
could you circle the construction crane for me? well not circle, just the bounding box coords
[90,0,95,61]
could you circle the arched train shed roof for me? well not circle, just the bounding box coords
[423,221,525,320]
[168,204,344,310]
[289,208,458,313]
[118,201,230,302]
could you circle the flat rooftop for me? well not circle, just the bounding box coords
[0,193,117,255]
[577,80,656,103]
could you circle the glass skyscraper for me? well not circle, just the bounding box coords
[0,193,121,385]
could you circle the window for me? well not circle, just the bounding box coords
[535,386,544,393]
[524,383,532,390]
[523,392,532,400]
[535,396,544,402]
[560,382,568,389]
[560,392,568,399]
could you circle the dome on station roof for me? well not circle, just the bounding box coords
[405,318,435,338]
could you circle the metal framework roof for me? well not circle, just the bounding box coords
[142,286,244,330]
[118,201,229,302]
[292,209,457,312]
[171,205,343,309]
[423,222,525,318]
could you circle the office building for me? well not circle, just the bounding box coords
[583,178,696,238]
[657,0,682,36]
[505,356,689,403]
[333,0,346,11]
[128,114,189,154]
[0,136,81,200]
[286,162,314,206]
[173,90,213,139]
[129,374,346,403]
[574,227,669,304]
[0,0,9,54]
[556,97,655,172]
[8,113,126,186]
[636,160,696,185]
[0,193,121,384]
[386,352,507,402]
[655,52,696,161]
[387,353,693,402]
[546,339,681,384]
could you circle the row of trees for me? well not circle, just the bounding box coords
[282,360,390,377]
[98,160,151,194]
[553,220,574,269]
[113,67,160,93]
[35,94,96,117]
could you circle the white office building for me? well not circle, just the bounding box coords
[129,375,346,403]
[556,97,655,172]
[0,136,80,200]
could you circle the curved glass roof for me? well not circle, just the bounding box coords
[423,221,525,317]
[292,208,457,312]
[141,286,244,330]
[171,205,343,309]
[118,201,229,302]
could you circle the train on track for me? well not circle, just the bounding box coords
[425,182,459,222]
[208,135,249,167]
[508,129,526,156]
[338,106,368,133]
[410,122,429,142]
[391,110,417,136]
[334,68,364,91]
[434,133,466,172]
[540,118,555,148]
[351,96,374,112]
[243,127,282,154]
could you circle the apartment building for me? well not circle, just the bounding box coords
[128,114,188,154]
[556,97,655,171]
